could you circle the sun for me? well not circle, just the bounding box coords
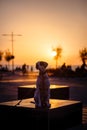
[51,51,57,57]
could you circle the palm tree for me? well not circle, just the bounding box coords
[4,49,14,70]
[79,47,87,69]
[0,50,3,64]
[0,50,3,79]
[53,46,62,69]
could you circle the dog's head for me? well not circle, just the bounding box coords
[36,61,48,70]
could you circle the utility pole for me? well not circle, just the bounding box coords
[2,32,22,72]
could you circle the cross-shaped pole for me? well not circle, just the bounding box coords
[2,32,22,72]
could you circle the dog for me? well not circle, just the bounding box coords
[34,61,51,108]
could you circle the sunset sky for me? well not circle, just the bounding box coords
[0,0,87,69]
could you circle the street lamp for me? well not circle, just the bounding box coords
[2,32,22,72]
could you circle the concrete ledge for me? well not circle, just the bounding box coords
[18,84,69,100]
[0,98,82,129]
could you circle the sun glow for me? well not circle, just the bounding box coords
[51,51,57,57]
[0,0,86,68]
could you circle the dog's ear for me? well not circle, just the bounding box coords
[43,62,48,68]
[36,62,39,69]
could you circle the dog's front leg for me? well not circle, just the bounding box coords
[34,87,41,107]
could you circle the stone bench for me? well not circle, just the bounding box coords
[0,98,82,129]
[18,84,69,100]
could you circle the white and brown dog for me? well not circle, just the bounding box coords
[34,61,51,108]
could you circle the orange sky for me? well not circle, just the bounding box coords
[0,0,87,68]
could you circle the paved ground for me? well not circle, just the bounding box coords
[0,72,87,129]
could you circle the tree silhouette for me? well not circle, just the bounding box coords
[79,47,87,69]
[0,50,3,64]
[53,46,62,69]
[4,49,14,70]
